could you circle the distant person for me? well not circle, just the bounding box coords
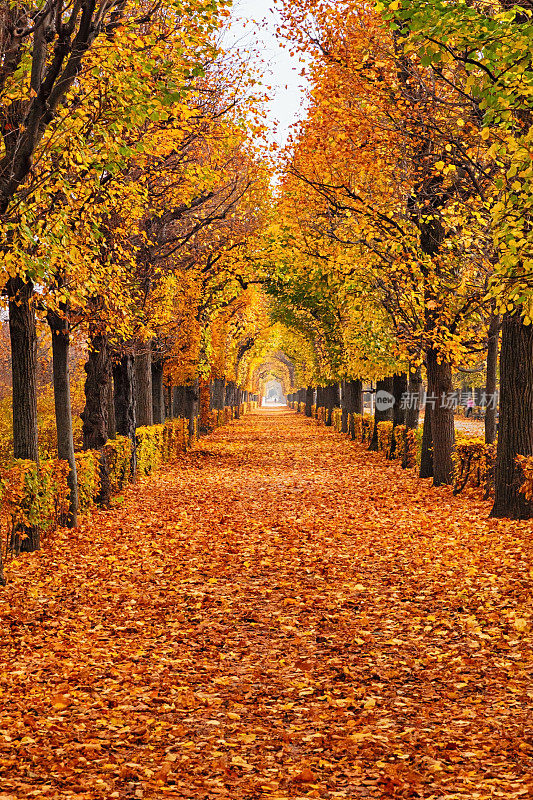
[465,396,474,418]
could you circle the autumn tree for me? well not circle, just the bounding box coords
[387,0,532,514]
[276,0,499,485]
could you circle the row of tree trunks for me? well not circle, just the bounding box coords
[4,286,532,570]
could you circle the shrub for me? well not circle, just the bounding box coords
[75,450,101,514]
[136,425,164,476]
[361,415,374,444]
[453,438,496,497]
[104,436,132,493]
[350,413,363,440]
[393,425,418,468]
[0,459,70,552]
[377,421,394,457]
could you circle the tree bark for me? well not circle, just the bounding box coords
[491,313,533,519]
[172,385,185,418]
[341,380,351,433]
[389,372,408,459]
[212,378,225,411]
[48,310,78,528]
[183,380,199,441]
[81,332,112,507]
[426,348,455,486]
[107,374,116,440]
[81,332,110,451]
[305,386,314,417]
[485,312,500,445]
[325,383,340,426]
[392,372,408,428]
[369,377,394,451]
[348,380,363,439]
[225,381,236,413]
[352,380,363,415]
[419,399,433,479]
[134,344,153,428]
[113,355,137,477]
[151,359,165,424]
[8,277,38,462]
[406,365,422,430]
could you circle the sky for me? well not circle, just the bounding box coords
[224,0,310,145]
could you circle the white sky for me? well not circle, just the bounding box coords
[224,0,309,145]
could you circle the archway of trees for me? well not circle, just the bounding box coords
[0,0,532,567]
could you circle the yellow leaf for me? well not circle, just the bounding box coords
[50,693,71,710]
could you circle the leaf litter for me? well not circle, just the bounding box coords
[0,409,531,799]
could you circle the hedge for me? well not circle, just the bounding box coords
[0,418,203,562]
[377,421,394,457]
[453,438,496,498]
[0,459,70,553]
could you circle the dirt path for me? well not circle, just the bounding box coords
[1,410,531,799]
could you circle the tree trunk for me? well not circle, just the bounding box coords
[491,313,533,519]
[81,332,110,451]
[183,381,199,442]
[426,348,455,486]
[341,380,351,433]
[305,386,314,417]
[151,359,165,424]
[225,381,236,414]
[135,344,153,428]
[389,372,408,459]
[348,379,363,439]
[419,399,433,479]
[107,374,116,440]
[352,380,363,415]
[212,378,225,411]
[113,355,136,477]
[8,277,39,462]
[48,310,78,528]
[406,365,422,430]
[369,377,394,451]
[316,386,324,416]
[392,372,408,428]
[172,385,185,418]
[81,332,111,507]
[485,312,500,446]
[164,380,172,419]
[325,384,340,426]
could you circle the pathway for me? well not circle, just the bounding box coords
[0,410,531,799]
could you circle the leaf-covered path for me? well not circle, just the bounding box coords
[1,410,531,800]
